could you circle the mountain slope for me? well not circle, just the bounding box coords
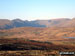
[0,18,75,29]
[61,18,75,27]
[0,19,46,29]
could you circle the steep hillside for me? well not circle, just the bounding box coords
[0,19,11,25]
[0,19,46,29]
[0,19,12,29]
[61,18,75,27]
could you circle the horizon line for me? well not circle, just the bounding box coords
[0,17,74,21]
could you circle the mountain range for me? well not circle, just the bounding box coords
[0,18,75,29]
[0,18,75,51]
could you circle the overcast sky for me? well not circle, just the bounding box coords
[0,0,75,20]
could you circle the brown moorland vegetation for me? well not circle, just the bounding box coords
[0,27,75,56]
[0,27,75,41]
[0,27,75,50]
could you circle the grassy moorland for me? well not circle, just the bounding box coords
[0,27,75,56]
[0,38,75,56]
[0,27,75,44]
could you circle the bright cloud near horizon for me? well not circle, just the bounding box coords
[0,0,75,20]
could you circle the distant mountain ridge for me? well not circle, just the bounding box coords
[0,18,75,29]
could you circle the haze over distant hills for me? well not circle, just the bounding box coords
[0,18,75,29]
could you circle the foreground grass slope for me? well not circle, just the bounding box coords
[0,38,75,51]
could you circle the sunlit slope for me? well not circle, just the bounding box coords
[0,27,75,41]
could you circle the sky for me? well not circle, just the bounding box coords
[0,0,75,20]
